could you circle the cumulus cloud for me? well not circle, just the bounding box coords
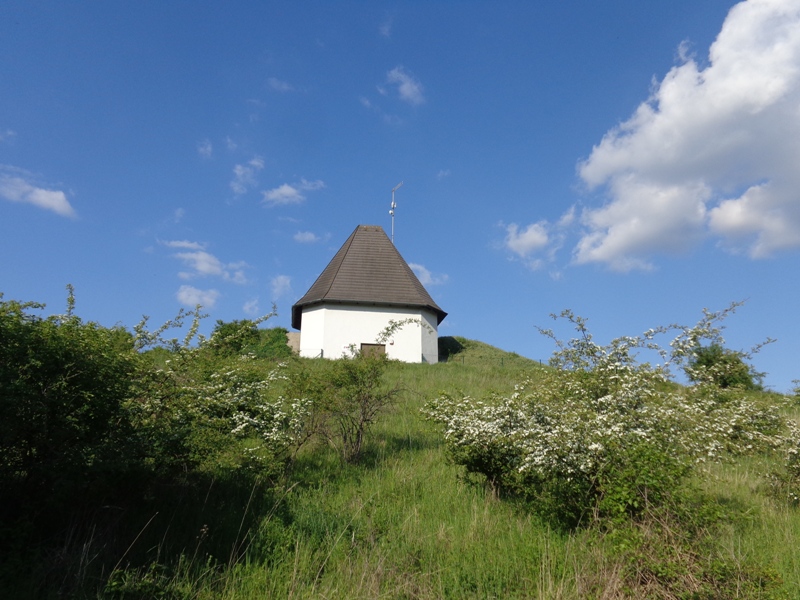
[271,275,292,299]
[243,298,260,316]
[574,0,800,270]
[501,212,575,272]
[708,182,800,256]
[0,169,76,218]
[575,178,710,271]
[162,239,204,250]
[505,222,550,258]
[268,77,294,92]
[230,156,264,195]
[263,184,302,205]
[164,240,248,284]
[197,139,212,158]
[293,231,320,243]
[386,66,425,105]
[177,285,220,308]
[409,263,448,286]
[379,16,394,38]
[361,96,403,125]
[262,178,325,206]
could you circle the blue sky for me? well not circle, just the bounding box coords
[2,1,799,391]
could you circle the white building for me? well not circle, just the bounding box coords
[291,225,447,363]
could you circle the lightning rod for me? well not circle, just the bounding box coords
[389,181,403,244]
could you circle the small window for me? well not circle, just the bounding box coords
[360,343,386,357]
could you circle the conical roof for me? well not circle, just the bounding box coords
[291,225,447,329]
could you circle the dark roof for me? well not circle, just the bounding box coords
[291,225,447,329]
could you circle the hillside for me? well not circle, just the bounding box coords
[3,317,799,599]
[438,335,544,368]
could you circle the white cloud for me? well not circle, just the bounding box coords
[175,251,226,279]
[676,39,694,64]
[167,242,248,284]
[225,136,237,151]
[386,66,425,105]
[271,275,292,299]
[293,231,320,243]
[262,178,325,206]
[263,183,302,205]
[505,222,549,258]
[268,77,294,92]
[302,178,325,191]
[502,217,575,271]
[162,239,205,250]
[0,170,76,218]
[243,297,260,316]
[0,130,16,143]
[709,181,800,257]
[557,206,576,228]
[575,178,710,271]
[379,16,394,38]
[230,156,264,195]
[197,139,212,158]
[409,263,448,286]
[436,169,451,180]
[574,0,800,269]
[361,87,399,123]
[177,285,220,308]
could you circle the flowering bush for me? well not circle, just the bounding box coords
[129,309,311,478]
[687,343,763,390]
[425,306,785,525]
[768,422,800,506]
[287,352,398,462]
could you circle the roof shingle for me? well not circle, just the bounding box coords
[291,225,447,329]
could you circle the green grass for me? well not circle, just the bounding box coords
[6,338,800,599]
[228,343,564,599]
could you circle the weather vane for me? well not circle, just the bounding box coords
[389,181,403,244]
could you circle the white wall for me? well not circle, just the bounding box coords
[419,310,439,363]
[298,304,439,363]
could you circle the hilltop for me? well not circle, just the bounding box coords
[438,335,542,367]
[4,297,798,599]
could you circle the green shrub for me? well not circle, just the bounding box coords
[0,290,305,521]
[288,353,397,462]
[252,327,293,359]
[688,343,763,390]
[426,305,784,527]
[209,318,292,360]
[0,288,140,516]
[130,319,308,480]
[210,318,261,356]
[768,423,800,506]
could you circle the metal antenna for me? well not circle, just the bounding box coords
[390,181,403,243]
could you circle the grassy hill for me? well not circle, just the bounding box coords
[201,341,574,599]
[5,332,800,599]
[128,346,800,597]
[439,335,544,367]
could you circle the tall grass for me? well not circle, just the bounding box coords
[6,338,799,599]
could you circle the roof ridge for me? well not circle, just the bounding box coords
[317,225,358,299]
[393,242,434,300]
[291,224,446,330]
